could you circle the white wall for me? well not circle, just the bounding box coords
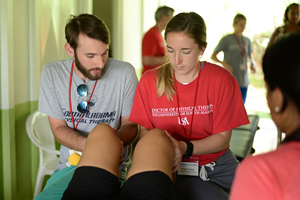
[0,0,93,109]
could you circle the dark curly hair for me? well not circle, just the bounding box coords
[283,3,300,25]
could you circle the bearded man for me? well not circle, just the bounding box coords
[35,14,138,200]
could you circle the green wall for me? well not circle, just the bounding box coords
[0,109,3,200]
[0,101,38,200]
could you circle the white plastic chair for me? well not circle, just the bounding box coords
[25,111,60,197]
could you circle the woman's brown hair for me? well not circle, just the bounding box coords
[156,12,207,100]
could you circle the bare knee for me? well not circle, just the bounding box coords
[86,123,121,151]
[94,123,113,130]
[141,128,171,146]
[135,128,174,160]
[88,123,115,139]
[147,128,166,138]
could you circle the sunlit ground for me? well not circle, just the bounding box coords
[245,69,269,118]
[246,70,280,155]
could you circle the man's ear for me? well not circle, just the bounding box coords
[65,43,75,57]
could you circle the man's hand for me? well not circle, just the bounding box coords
[117,136,125,165]
[115,116,138,147]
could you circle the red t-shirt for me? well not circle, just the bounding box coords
[230,142,300,200]
[142,26,166,75]
[130,62,249,165]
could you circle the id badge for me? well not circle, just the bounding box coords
[240,63,247,71]
[178,157,199,176]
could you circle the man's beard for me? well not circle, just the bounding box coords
[74,52,106,80]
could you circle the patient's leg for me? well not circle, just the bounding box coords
[77,123,122,177]
[62,123,123,200]
[127,128,174,180]
[120,128,176,200]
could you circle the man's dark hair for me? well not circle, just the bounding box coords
[65,14,110,50]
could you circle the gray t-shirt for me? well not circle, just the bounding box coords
[214,34,253,87]
[38,58,138,179]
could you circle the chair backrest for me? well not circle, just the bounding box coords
[26,111,60,157]
[230,114,259,161]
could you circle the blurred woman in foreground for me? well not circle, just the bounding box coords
[230,34,300,200]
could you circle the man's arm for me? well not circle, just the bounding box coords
[142,55,166,67]
[48,116,87,151]
[116,115,138,146]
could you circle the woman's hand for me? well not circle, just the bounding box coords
[250,62,256,73]
[165,131,187,172]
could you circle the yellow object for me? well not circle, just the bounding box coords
[68,153,81,166]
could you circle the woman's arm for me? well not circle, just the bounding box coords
[211,52,233,73]
[266,28,279,49]
[191,130,232,155]
[166,130,232,172]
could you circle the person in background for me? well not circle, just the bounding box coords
[211,13,256,104]
[130,12,249,200]
[230,34,300,200]
[62,124,176,200]
[35,14,138,200]
[267,3,300,48]
[141,6,174,75]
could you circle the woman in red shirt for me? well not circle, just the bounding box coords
[130,12,249,200]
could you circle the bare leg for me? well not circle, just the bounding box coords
[62,124,123,200]
[77,123,122,177]
[127,128,174,180]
